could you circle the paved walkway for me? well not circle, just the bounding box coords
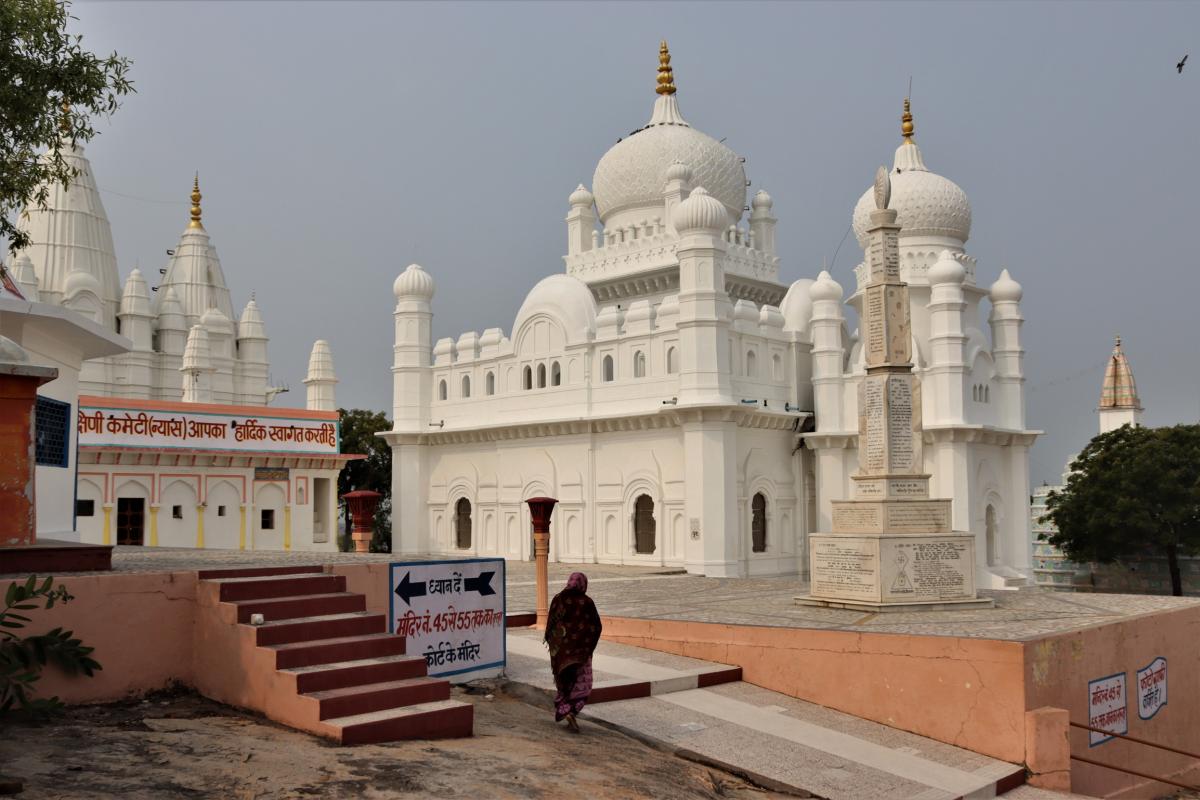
[505,630,1023,799]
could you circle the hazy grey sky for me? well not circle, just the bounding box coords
[59,0,1200,486]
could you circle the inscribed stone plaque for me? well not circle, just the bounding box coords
[883,500,952,533]
[859,377,887,474]
[831,502,883,533]
[853,476,930,500]
[810,536,880,601]
[880,536,975,602]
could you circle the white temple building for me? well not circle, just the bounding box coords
[9,141,354,551]
[386,43,1038,587]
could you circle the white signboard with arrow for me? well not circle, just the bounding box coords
[388,558,506,680]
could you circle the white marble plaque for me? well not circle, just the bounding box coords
[860,377,887,474]
[831,502,883,532]
[884,500,952,533]
[880,536,975,602]
[887,375,915,473]
[810,536,880,601]
[853,476,930,500]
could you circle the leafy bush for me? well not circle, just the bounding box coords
[1,575,101,716]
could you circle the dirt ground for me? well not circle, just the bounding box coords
[0,684,793,799]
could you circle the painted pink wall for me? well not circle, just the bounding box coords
[1024,605,1200,798]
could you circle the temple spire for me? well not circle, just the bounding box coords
[656,40,676,95]
[901,97,915,144]
[1099,336,1141,410]
[188,173,204,229]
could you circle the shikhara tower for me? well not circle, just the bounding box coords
[387,43,1038,586]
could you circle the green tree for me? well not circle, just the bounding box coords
[337,408,392,552]
[1043,424,1200,596]
[2,0,134,254]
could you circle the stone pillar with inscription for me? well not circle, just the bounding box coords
[798,168,992,611]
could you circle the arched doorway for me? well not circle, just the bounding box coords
[634,495,656,554]
[985,504,999,566]
[752,493,767,553]
[455,498,472,549]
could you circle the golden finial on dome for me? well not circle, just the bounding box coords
[656,40,676,96]
[901,97,915,144]
[188,173,204,229]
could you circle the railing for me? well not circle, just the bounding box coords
[1069,720,1200,791]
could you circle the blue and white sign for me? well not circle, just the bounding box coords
[1136,657,1167,721]
[388,558,506,680]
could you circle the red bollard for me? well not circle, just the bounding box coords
[341,490,382,553]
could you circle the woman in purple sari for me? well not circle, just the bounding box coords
[544,572,602,732]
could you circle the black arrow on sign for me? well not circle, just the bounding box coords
[394,572,427,607]
[464,571,496,597]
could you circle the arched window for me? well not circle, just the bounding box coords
[602,355,614,382]
[537,363,547,388]
[523,365,533,390]
[984,385,990,403]
[551,361,561,386]
[772,354,782,381]
[972,385,978,402]
[461,375,471,398]
[634,350,646,378]
[985,504,999,566]
[455,498,472,549]
[752,493,767,553]
[438,380,447,401]
[746,350,757,378]
[634,494,656,554]
[485,371,495,396]
[666,346,677,374]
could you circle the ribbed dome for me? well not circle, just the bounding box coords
[592,91,744,225]
[513,274,597,340]
[393,263,435,300]
[306,339,336,382]
[119,269,152,316]
[237,298,267,340]
[672,187,728,234]
[851,140,971,247]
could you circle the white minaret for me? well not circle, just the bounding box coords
[988,269,1026,429]
[661,160,693,237]
[304,340,338,411]
[565,185,596,256]
[235,298,269,404]
[749,190,777,256]
[1098,336,1143,433]
[925,250,968,424]
[180,324,214,403]
[390,263,435,555]
[117,269,155,398]
[808,270,846,433]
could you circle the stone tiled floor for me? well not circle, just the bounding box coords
[16,547,1199,641]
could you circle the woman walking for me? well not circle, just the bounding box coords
[544,572,602,733]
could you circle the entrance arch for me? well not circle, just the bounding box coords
[634,495,656,555]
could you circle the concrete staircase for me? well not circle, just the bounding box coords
[193,565,472,744]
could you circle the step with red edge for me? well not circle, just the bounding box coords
[232,592,366,623]
[198,565,325,580]
[216,574,346,602]
[306,677,450,720]
[326,700,474,745]
[285,655,430,693]
[272,633,406,670]
[254,612,386,646]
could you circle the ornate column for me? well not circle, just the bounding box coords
[799,169,990,611]
[526,497,558,629]
[342,490,381,553]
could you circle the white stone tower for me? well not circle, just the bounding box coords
[304,340,338,411]
[180,324,214,403]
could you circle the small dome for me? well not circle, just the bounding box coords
[733,299,758,324]
[393,263,435,301]
[759,304,785,329]
[119,269,152,316]
[780,278,815,333]
[665,160,693,184]
[809,270,844,303]
[568,184,594,207]
[751,189,773,210]
[672,187,728,234]
[990,269,1023,302]
[306,339,336,382]
[851,141,971,247]
[513,274,597,340]
[200,304,234,334]
[63,266,101,299]
[928,250,966,285]
[181,324,211,371]
[237,298,267,340]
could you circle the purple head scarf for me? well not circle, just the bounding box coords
[565,572,588,593]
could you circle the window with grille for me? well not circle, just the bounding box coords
[35,397,71,467]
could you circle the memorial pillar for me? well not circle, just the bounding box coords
[526,497,557,629]
[342,490,381,553]
[799,168,990,611]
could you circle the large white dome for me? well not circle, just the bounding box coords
[591,42,745,225]
[852,141,971,247]
[593,118,745,224]
[513,274,597,342]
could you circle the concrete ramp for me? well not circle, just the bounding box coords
[506,630,1024,799]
